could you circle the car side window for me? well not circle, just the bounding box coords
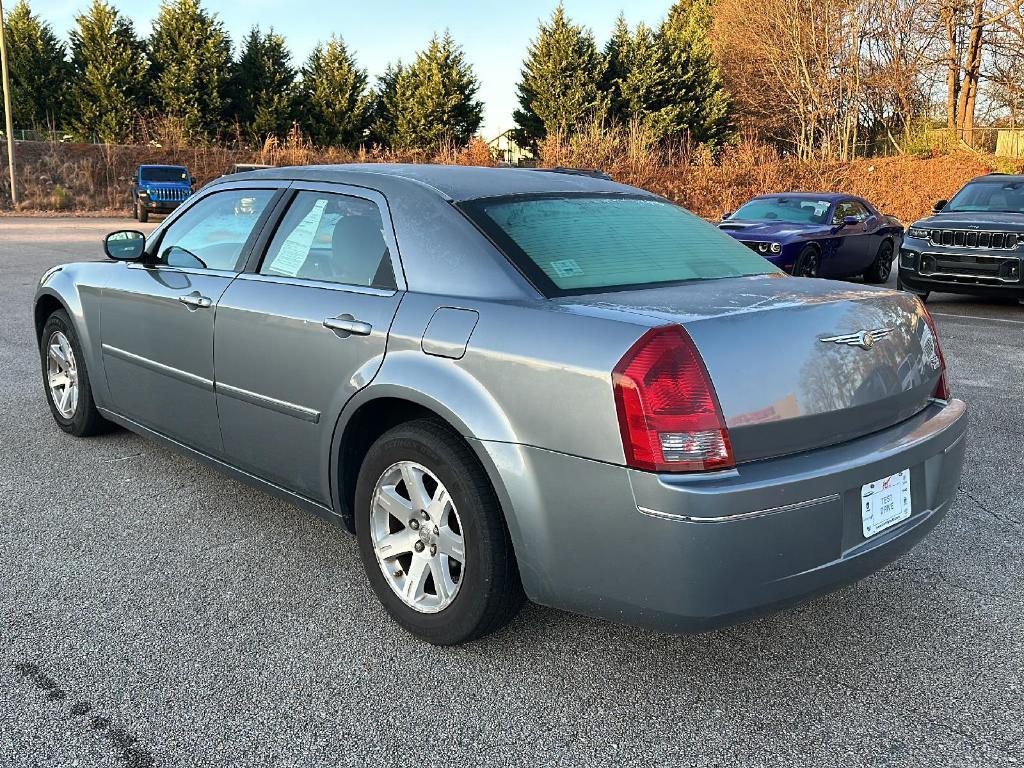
[157,189,275,271]
[833,201,869,224]
[259,191,396,290]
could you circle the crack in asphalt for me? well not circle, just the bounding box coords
[886,564,1019,604]
[959,487,1024,530]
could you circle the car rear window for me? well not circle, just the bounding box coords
[460,194,779,296]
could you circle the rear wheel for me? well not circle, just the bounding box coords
[864,239,894,283]
[355,419,523,645]
[793,245,820,277]
[40,310,111,437]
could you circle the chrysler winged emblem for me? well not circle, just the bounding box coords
[819,327,894,350]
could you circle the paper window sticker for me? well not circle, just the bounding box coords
[267,198,329,277]
[550,259,584,278]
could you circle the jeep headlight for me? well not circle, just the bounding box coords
[907,226,928,239]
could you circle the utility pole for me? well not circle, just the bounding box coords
[0,0,17,207]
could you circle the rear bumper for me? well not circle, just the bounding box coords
[484,398,967,633]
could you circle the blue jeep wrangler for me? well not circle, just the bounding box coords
[131,164,193,222]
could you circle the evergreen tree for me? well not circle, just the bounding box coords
[381,33,483,150]
[616,22,676,136]
[231,27,295,143]
[657,0,732,146]
[299,36,370,148]
[1,1,70,130]
[600,13,631,124]
[147,0,232,140]
[513,4,607,147]
[366,62,404,147]
[67,0,148,143]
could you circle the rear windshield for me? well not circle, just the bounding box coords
[141,167,189,183]
[946,179,1024,213]
[460,194,779,296]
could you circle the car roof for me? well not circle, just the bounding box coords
[139,164,188,170]
[227,163,643,202]
[971,173,1024,184]
[750,192,851,203]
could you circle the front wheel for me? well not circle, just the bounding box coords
[793,245,820,278]
[136,201,148,223]
[40,310,111,437]
[355,419,523,644]
[864,239,894,283]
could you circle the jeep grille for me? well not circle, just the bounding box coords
[928,229,1020,249]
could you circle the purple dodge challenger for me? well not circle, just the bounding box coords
[719,192,904,282]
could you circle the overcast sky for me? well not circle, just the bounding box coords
[28,0,675,137]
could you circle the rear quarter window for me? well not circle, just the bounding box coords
[460,194,780,296]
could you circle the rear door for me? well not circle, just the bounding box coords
[213,184,404,503]
[100,184,282,455]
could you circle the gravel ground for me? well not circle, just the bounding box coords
[1,217,1021,767]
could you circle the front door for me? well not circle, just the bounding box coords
[213,186,404,503]
[100,187,278,454]
[828,200,870,277]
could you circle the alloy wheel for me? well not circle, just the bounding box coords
[370,461,466,613]
[878,243,893,281]
[797,252,819,277]
[46,330,79,419]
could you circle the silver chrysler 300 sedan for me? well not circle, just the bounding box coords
[34,165,967,644]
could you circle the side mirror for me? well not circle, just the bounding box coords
[933,199,947,213]
[837,215,859,228]
[104,230,146,261]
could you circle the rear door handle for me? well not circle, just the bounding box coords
[178,293,212,309]
[323,316,372,336]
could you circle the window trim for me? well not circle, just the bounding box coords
[246,182,406,293]
[456,191,781,298]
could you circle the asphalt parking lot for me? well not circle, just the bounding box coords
[1,216,1021,767]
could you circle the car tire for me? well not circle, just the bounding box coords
[136,202,148,223]
[793,245,820,278]
[864,239,894,283]
[40,310,112,437]
[355,418,524,645]
[897,274,929,302]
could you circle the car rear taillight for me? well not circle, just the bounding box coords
[920,302,950,401]
[612,325,734,473]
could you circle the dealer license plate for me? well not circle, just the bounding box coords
[861,469,912,538]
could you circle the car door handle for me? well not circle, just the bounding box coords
[323,316,372,336]
[178,293,212,309]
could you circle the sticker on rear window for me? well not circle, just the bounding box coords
[550,259,583,278]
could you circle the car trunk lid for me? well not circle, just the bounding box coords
[555,276,942,463]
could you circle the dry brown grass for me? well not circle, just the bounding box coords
[540,127,1024,223]
[2,127,1020,224]
[0,133,496,213]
